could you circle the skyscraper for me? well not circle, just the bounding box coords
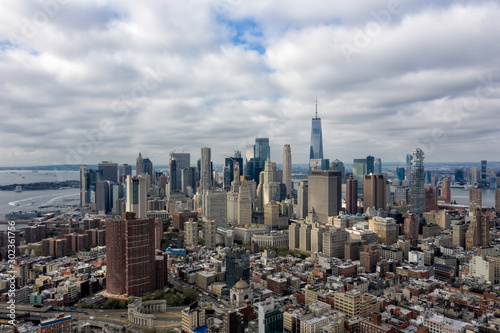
[255,138,270,172]
[309,100,329,173]
[455,168,464,183]
[406,154,412,180]
[310,104,323,160]
[308,171,342,224]
[119,164,132,183]
[238,178,252,226]
[404,214,418,244]
[396,167,405,181]
[441,178,451,203]
[224,152,243,186]
[296,180,308,219]
[374,158,382,175]
[200,147,212,206]
[143,158,153,179]
[98,161,118,183]
[410,148,425,215]
[80,165,88,206]
[282,144,292,197]
[96,181,110,214]
[245,138,270,183]
[262,160,278,206]
[171,153,190,191]
[106,213,156,297]
[481,160,487,187]
[465,211,490,250]
[204,218,216,249]
[469,188,482,209]
[496,188,500,213]
[366,156,375,174]
[136,152,144,176]
[346,175,358,215]
[363,174,386,210]
[169,157,177,192]
[126,175,147,218]
[226,249,250,289]
[330,159,345,183]
[353,159,367,195]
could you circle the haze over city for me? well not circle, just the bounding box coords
[1,0,500,166]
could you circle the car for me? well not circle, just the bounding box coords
[104,315,109,317]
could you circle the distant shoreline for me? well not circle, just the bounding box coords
[0,181,79,191]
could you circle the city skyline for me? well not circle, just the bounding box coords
[1,1,500,166]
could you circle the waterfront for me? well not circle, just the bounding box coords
[0,170,79,221]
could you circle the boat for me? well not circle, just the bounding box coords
[14,186,22,192]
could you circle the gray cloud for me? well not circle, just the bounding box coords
[0,0,499,167]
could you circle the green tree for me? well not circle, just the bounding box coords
[153,289,166,300]
[183,288,198,304]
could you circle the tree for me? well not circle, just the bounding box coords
[153,289,166,300]
[183,288,198,304]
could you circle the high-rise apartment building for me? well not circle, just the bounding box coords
[126,175,147,218]
[369,217,397,245]
[425,185,438,212]
[465,211,490,250]
[283,144,292,197]
[184,219,199,248]
[363,174,386,210]
[469,188,482,209]
[441,178,451,203]
[453,223,468,248]
[410,148,425,215]
[204,218,216,249]
[308,171,342,224]
[346,175,358,214]
[404,214,418,244]
[106,213,156,297]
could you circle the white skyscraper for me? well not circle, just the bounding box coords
[125,174,147,218]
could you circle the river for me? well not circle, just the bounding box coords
[0,170,79,221]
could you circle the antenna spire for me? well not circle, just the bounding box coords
[315,97,318,119]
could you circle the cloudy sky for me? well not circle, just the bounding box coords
[1,0,499,167]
